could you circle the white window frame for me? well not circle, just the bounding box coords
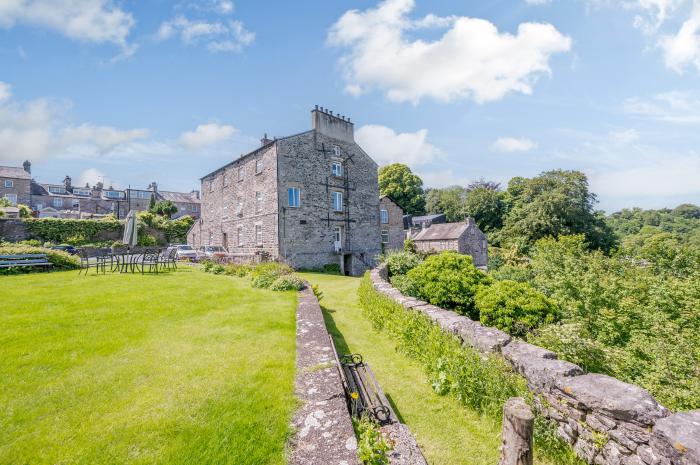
[191,204,198,212]
[104,191,122,199]
[255,159,263,174]
[49,186,65,195]
[255,191,263,213]
[73,188,90,197]
[332,161,343,177]
[209,180,214,192]
[380,209,389,224]
[288,187,300,208]
[72,199,80,208]
[333,226,342,243]
[255,224,263,246]
[381,230,389,244]
[53,197,63,208]
[5,194,17,205]
[4,180,13,188]
[333,146,341,156]
[332,191,343,212]
[36,203,43,211]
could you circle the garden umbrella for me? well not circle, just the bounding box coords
[122,210,138,248]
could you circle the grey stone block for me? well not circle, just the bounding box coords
[650,410,700,465]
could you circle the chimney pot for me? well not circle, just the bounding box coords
[23,160,31,174]
[315,104,318,110]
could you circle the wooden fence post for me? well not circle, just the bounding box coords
[499,397,534,465]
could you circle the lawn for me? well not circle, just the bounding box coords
[300,272,565,465]
[0,268,297,465]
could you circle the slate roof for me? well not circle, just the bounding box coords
[412,213,446,224]
[413,222,469,241]
[159,190,200,204]
[0,166,31,180]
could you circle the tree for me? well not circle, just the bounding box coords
[425,186,467,222]
[149,193,156,211]
[150,200,178,218]
[17,204,32,218]
[464,187,506,233]
[378,163,425,215]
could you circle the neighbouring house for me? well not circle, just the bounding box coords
[0,206,20,218]
[409,213,447,231]
[379,196,404,251]
[0,161,32,206]
[188,106,381,276]
[412,217,488,268]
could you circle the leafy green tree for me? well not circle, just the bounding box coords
[17,204,32,218]
[464,187,507,233]
[378,163,425,215]
[425,186,467,222]
[149,193,156,211]
[150,200,178,218]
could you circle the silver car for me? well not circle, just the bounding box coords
[198,245,229,259]
[170,244,198,260]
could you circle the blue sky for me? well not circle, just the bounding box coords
[1,0,700,212]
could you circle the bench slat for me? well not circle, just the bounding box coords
[0,254,48,259]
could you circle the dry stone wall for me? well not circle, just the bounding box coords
[370,263,700,465]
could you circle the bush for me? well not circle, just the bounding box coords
[269,274,305,291]
[390,274,420,296]
[404,252,488,318]
[476,280,559,337]
[354,415,391,465]
[224,264,253,277]
[137,233,158,246]
[201,260,215,272]
[211,264,226,275]
[0,243,79,273]
[385,250,422,277]
[250,262,293,289]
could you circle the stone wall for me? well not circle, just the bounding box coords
[369,263,700,465]
[380,196,404,252]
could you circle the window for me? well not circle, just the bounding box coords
[332,161,343,177]
[53,197,63,208]
[191,204,198,212]
[236,196,243,215]
[255,191,263,213]
[137,191,151,199]
[36,203,43,211]
[4,180,13,188]
[104,191,123,199]
[380,209,389,224]
[208,231,213,245]
[237,226,243,246]
[381,230,389,244]
[333,146,341,156]
[223,173,229,187]
[209,180,214,192]
[333,226,342,243]
[238,167,244,181]
[332,191,343,211]
[288,187,300,208]
[5,194,17,205]
[73,188,90,196]
[49,186,66,194]
[255,224,262,245]
[72,199,80,208]
[255,159,263,174]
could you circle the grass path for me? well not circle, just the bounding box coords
[0,268,297,465]
[301,272,563,465]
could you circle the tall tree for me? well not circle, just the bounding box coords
[378,163,425,215]
[150,200,178,219]
[425,186,467,222]
[464,187,506,233]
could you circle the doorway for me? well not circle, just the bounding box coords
[343,254,352,276]
[222,232,228,251]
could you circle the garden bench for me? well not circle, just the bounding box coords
[330,337,396,425]
[0,254,52,271]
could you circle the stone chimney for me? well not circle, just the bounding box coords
[191,189,200,200]
[466,216,475,227]
[148,182,158,193]
[260,133,273,146]
[23,160,31,174]
[63,175,72,190]
[311,105,354,143]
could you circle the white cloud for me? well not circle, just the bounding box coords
[77,168,106,187]
[608,128,640,144]
[179,123,237,150]
[355,124,441,166]
[61,124,150,154]
[526,0,552,5]
[157,15,254,53]
[622,91,700,123]
[491,137,537,152]
[419,169,473,188]
[327,0,571,104]
[0,82,10,102]
[0,0,134,48]
[659,2,700,72]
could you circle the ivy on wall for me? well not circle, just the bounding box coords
[24,218,123,244]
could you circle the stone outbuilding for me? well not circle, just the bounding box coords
[379,196,404,252]
[412,217,488,268]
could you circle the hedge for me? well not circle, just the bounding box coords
[0,244,80,274]
[24,217,122,244]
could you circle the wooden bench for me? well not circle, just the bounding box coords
[0,254,52,271]
[329,336,396,425]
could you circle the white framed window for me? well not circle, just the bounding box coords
[139,191,151,199]
[5,194,17,205]
[255,159,263,174]
[53,197,63,208]
[333,146,341,156]
[104,191,123,199]
[332,191,343,211]
[73,188,91,196]
[255,224,263,245]
[238,167,244,181]
[255,191,263,213]
[332,161,343,177]
[381,230,389,244]
[49,186,66,194]
[209,180,214,192]
[4,180,13,188]
[380,209,389,224]
[236,197,243,215]
[223,174,229,187]
[333,226,342,243]
[191,204,198,212]
[72,199,80,208]
[288,187,300,208]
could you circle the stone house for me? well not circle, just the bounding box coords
[412,217,488,268]
[188,106,381,276]
[0,161,32,206]
[379,196,404,252]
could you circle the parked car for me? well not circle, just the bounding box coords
[50,245,78,255]
[168,244,198,261]
[198,245,229,260]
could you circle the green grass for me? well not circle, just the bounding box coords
[0,268,297,465]
[300,272,564,465]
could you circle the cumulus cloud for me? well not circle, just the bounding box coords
[157,11,254,53]
[179,123,237,150]
[659,2,700,72]
[621,91,700,123]
[0,0,134,48]
[0,82,10,102]
[77,167,106,187]
[327,0,571,104]
[355,124,441,166]
[491,137,537,152]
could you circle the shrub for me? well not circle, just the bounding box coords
[385,250,422,277]
[354,415,391,465]
[269,274,305,291]
[404,252,488,319]
[476,280,559,337]
[201,260,215,272]
[224,264,253,277]
[250,262,293,289]
[528,323,612,375]
[390,274,420,296]
[0,244,79,273]
[137,233,158,246]
[211,264,226,275]
[323,263,341,274]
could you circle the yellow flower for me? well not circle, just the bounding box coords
[350,391,359,400]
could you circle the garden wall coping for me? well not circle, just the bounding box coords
[370,262,699,465]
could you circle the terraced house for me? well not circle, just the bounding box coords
[189,107,382,276]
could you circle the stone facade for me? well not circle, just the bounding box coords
[369,264,700,465]
[412,217,488,268]
[379,196,404,252]
[0,163,32,207]
[189,107,382,276]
